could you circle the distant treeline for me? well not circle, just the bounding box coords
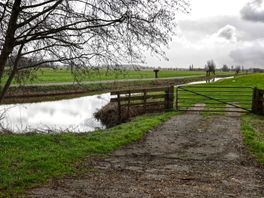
[5,56,264,73]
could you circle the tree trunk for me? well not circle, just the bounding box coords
[0,68,16,102]
[0,42,25,102]
[0,0,21,82]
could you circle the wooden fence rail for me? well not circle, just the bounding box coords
[252,88,264,115]
[111,86,174,123]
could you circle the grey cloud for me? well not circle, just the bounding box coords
[230,42,264,67]
[215,25,237,41]
[171,14,264,68]
[179,15,264,41]
[241,0,264,22]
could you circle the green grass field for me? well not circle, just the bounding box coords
[8,68,234,84]
[209,73,264,89]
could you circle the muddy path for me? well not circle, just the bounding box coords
[28,113,264,197]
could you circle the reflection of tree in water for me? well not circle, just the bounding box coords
[206,78,215,83]
[0,106,19,133]
[83,118,104,131]
[0,94,110,133]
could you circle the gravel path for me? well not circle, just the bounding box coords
[28,113,264,197]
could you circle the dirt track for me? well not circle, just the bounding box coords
[28,113,264,197]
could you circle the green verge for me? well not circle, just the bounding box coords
[0,111,177,196]
[241,114,264,165]
[5,68,234,85]
[209,73,264,89]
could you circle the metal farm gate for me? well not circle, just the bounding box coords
[176,86,254,113]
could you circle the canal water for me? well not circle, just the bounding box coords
[0,76,233,133]
[0,93,110,133]
[175,76,234,86]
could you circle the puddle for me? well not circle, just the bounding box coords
[0,93,111,133]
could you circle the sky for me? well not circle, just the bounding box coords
[145,0,264,69]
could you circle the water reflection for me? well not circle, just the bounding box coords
[176,76,234,86]
[0,93,111,133]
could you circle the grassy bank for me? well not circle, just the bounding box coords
[242,114,264,165]
[6,68,234,84]
[0,112,177,196]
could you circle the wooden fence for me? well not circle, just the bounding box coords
[111,85,264,120]
[252,88,264,115]
[111,86,174,122]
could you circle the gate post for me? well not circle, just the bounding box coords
[169,85,174,110]
[252,87,264,115]
[176,86,179,111]
[117,93,121,123]
[165,85,174,110]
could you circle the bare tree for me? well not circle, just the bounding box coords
[0,0,189,101]
[205,60,216,76]
[222,64,229,72]
[235,66,241,75]
[189,64,194,71]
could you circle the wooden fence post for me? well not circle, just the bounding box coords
[165,85,174,110]
[176,86,179,111]
[169,85,174,110]
[252,87,264,115]
[127,91,131,119]
[143,89,147,113]
[252,87,258,114]
[117,93,121,123]
[165,88,169,110]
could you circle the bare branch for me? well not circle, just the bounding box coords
[0,0,190,101]
[17,0,63,28]
[21,0,57,10]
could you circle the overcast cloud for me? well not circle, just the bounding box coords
[230,39,264,66]
[241,0,264,22]
[145,0,264,69]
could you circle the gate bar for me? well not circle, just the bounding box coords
[178,86,252,112]
[178,85,254,89]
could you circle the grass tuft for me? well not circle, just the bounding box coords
[241,114,264,165]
